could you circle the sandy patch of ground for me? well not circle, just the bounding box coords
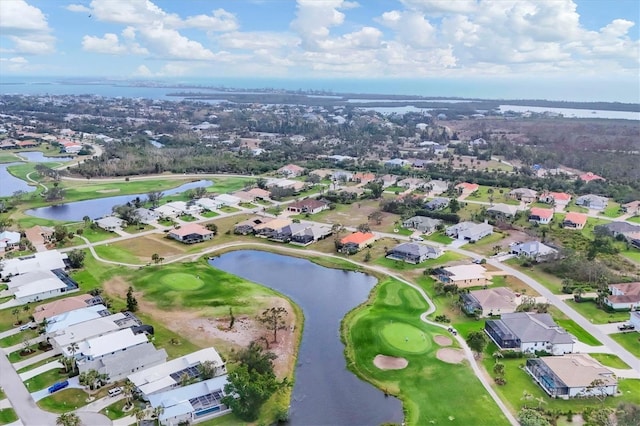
[373,354,408,370]
[436,348,465,364]
[96,189,120,193]
[434,335,453,346]
[103,276,298,378]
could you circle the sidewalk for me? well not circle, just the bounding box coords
[0,327,21,340]
[19,359,63,381]
[3,335,45,356]
[13,348,61,371]
[78,393,124,413]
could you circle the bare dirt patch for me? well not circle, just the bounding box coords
[96,189,120,193]
[111,234,186,261]
[102,276,298,378]
[373,354,408,370]
[434,335,453,346]
[436,348,465,364]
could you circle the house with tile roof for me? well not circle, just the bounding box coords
[461,287,520,317]
[339,232,376,253]
[168,224,214,244]
[529,207,554,225]
[605,282,640,310]
[487,203,519,219]
[579,172,606,182]
[509,188,538,203]
[277,164,305,178]
[455,182,479,194]
[286,198,328,214]
[539,191,572,207]
[562,212,588,230]
[436,264,488,288]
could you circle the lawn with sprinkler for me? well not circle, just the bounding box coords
[343,277,510,426]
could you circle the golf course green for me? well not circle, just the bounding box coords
[343,277,510,426]
[380,322,430,354]
[160,272,204,290]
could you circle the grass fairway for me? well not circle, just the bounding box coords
[161,272,204,290]
[380,322,430,354]
[343,278,509,426]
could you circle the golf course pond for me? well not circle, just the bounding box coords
[25,179,212,221]
[209,250,404,426]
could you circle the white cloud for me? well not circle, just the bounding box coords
[290,0,348,50]
[378,10,436,48]
[137,24,216,60]
[0,56,29,72]
[134,64,153,77]
[182,9,238,32]
[82,33,148,55]
[0,0,55,54]
[218,32,299,50]
[66,4,91,13]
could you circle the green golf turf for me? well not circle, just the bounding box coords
[380,322,431,354]
[160,272,204,290]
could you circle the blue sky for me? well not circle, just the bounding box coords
[0,1,639,101]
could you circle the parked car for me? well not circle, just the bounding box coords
[19,323,32,331]
[618,323,635,331]
[48,380,69,394]
[108,387,122,397]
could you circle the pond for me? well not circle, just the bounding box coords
[17,151,73,163]
[25,180,212,222]
[0,162,36,197]
[209,250,403,426]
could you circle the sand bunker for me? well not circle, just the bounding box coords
[434,335,452,346]
[436,348,465,364]
[97,189,120,193]
[373,354,409,370]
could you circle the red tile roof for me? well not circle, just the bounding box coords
[548,192,571,201]
[564,212,588,225]
[455,182,479,192]
[341,232,375,245]
[579,172,605,182]
[529,207,554,219]
[170,223,213,237]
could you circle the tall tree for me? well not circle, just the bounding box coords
[466,331,487,358]
[56,413,81,426]
[126,286,139,312]
[258,307,288,344]
[67,249,86,269]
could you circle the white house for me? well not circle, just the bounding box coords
[510,241,558,262]
[76,328,167,381]
[529,207,554,225]
[46,304,111,334]
[50,313,134,355]
[95,216,125,232]
[129,347,227,400]
[605,282,640,310]
[526,354,617,399]
[485,312,574,355]
[149,376,231,425]
[211,194,242,208]
[11,270,70,304]
[0,230,21,251]
[446,222,493,242]
[1,250,67,278]
[195,198,218,211]
[134,208,160,224]
[576,194,608,210]
[487,203,519,218]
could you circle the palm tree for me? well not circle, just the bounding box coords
[152,405,164,419]
[62,356,75,374]
[67,342,80,372]
[133,407,146,425]
[122,380,136,409]
[492,351,504,363]
[11,308,20,325]
[56,412,81,426]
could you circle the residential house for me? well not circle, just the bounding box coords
[331,171,354,183]
[526,354,617,399]
[594,222,640,239]
[528,207,554,225]
[277,164,305,178]
[286,199,328,214]
[0,139,17,149]
[16,140,39,149]
[380,174,398,188]
[8,269,75,304]
[134,208,160,224]
[211,194,242,208]
[605,282,640,310]
[129,347,227,400]
[46,304,111,334]
[397,177,425,190]
[154,203,183,218]
[539,192,572,207]
[95,216,125,232]
[386,243,443,264]
[509,188,538,203]
[266,178,306,192]
[268,222,309,243]
[339,232,376,253]
[455,182,479,194]
[0,250,67,278]
[432,144,448,154]
[485,312,574,355]
[289,224,332,246]
[436,264,488,288]
[576,194,608,210]
[402,216,442,234]
[385,158,410,168]
[426,180,449,195]
[424,197,449,211]
[168,224,214,244]
[50,312,139,355]
[149,376,231,425]
[76,328,168,381]
[33,294,103,323]
[24,225,54,251]
[510,241,558,262]
[0,230,21,251]
[562,212,588,230]
[621,200,640,216]
[579,172,605,182]
[461,287,520,317]
[446,221,493,242]
[195,198,219,211]
[245,187,271,200]
[253,218,293,239]
[233,217,267,235]
[353,172,375,184]
[629,311,640,329]
[487,203,518,219]
[411,159,431,169]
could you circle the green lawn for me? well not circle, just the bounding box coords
[628,216,640,224]
[100,398,129,420]
[621,249,640,263]
[0,329,38,347]
[0,408,18,425]
[122,224,153,234]
[37,388,89,413]
[588,353,630,369]
[504,260,564,294]
[93,244,140,264]
[179,214,198,222]
[600,202,622,218]
[610,332,640,357]
[465,231,510,255]
[24,368,70,392]
[467,186,519,205]
[564,203,589,213]
[555,319,601,346]
[17,356,62,374]
[0,152,21,163]
[343,278,510,426]
[565,300,630,324]
[218,206,240,213]
[7,344,51,363]
[201,210,220,218]
[425,232,453,244]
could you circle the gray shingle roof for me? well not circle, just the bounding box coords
[499,313,573,344]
